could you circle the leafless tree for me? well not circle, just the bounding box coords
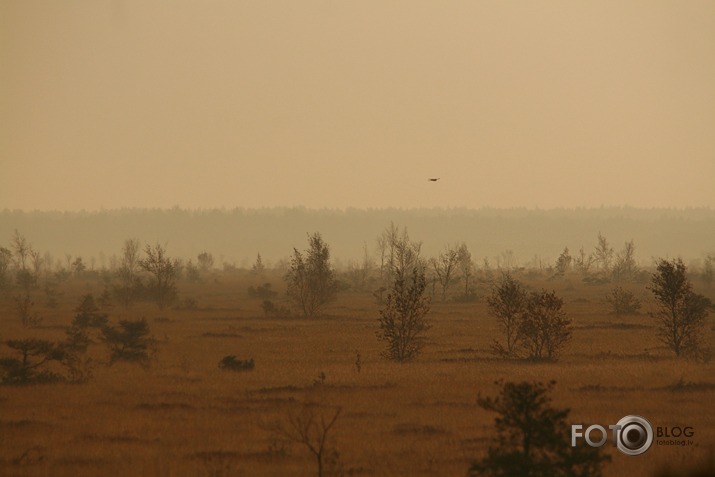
[376,233,388,279]
[378,222,422,283]
[574,247,593,276]
[346,242,373,291]
[268,402,342,477]
[14,293,42,328]
[703,254,714,288]
[197,251,214,272]
[251,252,266,275]
[10,229,30,271]
[430,245,459,301]
[114,239,142,307]
[138,243,178,309]
[611,240,638,282]
[497,249,516,271]
[593,232,614,273]
[29,250,44,281]
[554,247,572,276]
[0,247,11,289]
[456,242,474,299]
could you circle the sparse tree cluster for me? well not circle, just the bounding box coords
[1,293,157,384]
[139,243,179,309]
[488,275,572,361]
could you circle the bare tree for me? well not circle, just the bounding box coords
[456,242,475,299]
[14,293,42,328]
[10,229,30,271]
[574,247,593,276]
[268,402,342,477]
[497,249,516,271]
[430,245,459,301]
[138,243,178,309]
[554,247,572,276]
[346,242,373,291]
[197,251,214,272]
[593,232,614,273]
[113,239,142,308]
[377,265,431,362]
[378,222,422,283]
[611,240,638,282]
[0,247,11,289]
[251,252,266,275]
[10,230,35,289]
[29,250,44,282]
[648,258,711,357]
[487,274,528,357]
[703,254,714,288]
[285,233,337,317]
[376,234,388,279]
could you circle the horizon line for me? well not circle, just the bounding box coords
[1,205,714,215]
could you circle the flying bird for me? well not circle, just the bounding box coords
[428,178,440,182]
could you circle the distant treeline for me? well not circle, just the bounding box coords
[0,207,713,268]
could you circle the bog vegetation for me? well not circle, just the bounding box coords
[0,226,713,477]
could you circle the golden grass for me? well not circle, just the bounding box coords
[0,273,713,476]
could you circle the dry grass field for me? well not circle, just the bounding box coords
[1,271,713,477]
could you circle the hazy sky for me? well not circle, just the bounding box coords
[2,1,714,211]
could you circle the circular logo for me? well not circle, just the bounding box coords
[616,415,653,456]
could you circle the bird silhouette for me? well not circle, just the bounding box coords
[428,178,440,182]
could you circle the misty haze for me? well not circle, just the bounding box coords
[1,1,714,477]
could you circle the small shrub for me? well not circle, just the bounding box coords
[313,371,326,386]
[605,286,642,316]
[261,300,291,318]
[218,355,255,371]
[248,283,278,300]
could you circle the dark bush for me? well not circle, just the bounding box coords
[248,283,278,300]
[218,355,255,371]
[0,339,66,384]
[468,380,609,477]
[102,318,156,366]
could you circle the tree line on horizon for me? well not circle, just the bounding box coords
[1,207,713,268]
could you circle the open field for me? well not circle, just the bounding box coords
[1,272,714,477]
